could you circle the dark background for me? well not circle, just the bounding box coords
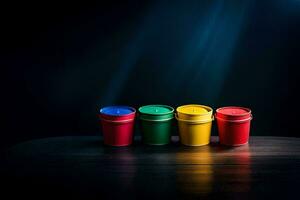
[1,0,299,149]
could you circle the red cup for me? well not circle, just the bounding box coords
[215,106,252,146]
[99,106,136,146]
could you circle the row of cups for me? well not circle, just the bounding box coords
[98,104,253,147]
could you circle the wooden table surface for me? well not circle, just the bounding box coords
[1,136,299,199]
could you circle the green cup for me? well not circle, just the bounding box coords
[138,105,174,145]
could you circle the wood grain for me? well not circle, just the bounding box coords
[1,136,299,199]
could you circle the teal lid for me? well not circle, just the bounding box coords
[138,105,174,115]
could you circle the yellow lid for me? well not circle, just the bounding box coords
[177,104,211,115]
[176,104,213,121]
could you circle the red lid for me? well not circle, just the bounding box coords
[216,106,251,120]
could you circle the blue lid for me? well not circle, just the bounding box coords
[99,106,135,116]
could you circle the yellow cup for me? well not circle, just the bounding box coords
[176,104,213,146]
